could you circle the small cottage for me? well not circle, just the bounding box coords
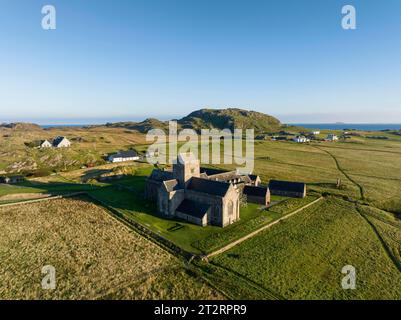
[39,140,52,148]
[52,136,71,148]
[108,150,139,163]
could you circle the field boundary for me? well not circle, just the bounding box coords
[356,206,401,273]
[209,262,284,300]
[206,196,324,259]
[86,193,196,261]
[0,192,87,208]
[313,145,365,200]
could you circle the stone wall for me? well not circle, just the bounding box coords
[221,187,240,227]
[270,189,306,198]
[168,189,185,215]
[144,179,160,201]
[185,190,224,227]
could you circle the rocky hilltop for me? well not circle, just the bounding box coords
[103,108,282,133]
[178,108,281,132]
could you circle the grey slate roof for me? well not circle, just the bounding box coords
[243,185,269,197]
[112,150,138,158]
[200,167,227,176]
[187,177,231,197]
[176,199,210,219]
[52,136,67,146]
[148,169,174,182]
[208,171,241,181]
[269,180,305,193]
[200,167,255,184]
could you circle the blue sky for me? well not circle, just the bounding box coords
[0,0,400,124]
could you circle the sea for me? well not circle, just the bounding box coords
[40,123,401,132]
[290,124,401,131]
[41,124,90,129]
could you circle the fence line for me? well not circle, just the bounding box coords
[0,192,87,208]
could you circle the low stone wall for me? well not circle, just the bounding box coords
[0,192,87,208]
[87,194,195,261]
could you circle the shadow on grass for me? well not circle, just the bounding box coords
[9,180,101,196]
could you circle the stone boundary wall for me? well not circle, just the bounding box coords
[0,192,87,208]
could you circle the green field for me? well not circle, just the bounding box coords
[208,197,401,299]
[0,197,223,299]
[87,184,304,254]
[2,126,401,299]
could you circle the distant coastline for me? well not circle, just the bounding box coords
[290,124,401,131]
[41,124,90,129]
[39,123,401,132]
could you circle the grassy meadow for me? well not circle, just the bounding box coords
[0,197,223,300]
[209,197,401,299]
[1,125,401,299]
[87,184,296,254]
[0,125,148,176]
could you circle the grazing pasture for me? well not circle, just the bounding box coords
[0,198,222,300]
[210,197,401,299]
[359,205,401,269]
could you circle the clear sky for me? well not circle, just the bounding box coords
[1,0,400,124]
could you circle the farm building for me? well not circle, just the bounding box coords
[52,136,71,148]
[243,185,271,206]
[145,153,269,227]
[269,180,306,198]
[108,150,139,163]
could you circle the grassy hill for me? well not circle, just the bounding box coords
[100,108,282,133]
[104,118,169,133]
[0,122,42,130]
[178,108,282,132]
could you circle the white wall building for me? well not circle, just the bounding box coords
[108,150,139,163]
[326,134,339,141]
[52,136,71,148]
[39,140,52,148]
[293,136,310,143]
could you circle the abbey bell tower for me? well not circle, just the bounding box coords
[173,152,200,188]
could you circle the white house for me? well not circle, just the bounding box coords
[312,131,320,135]
[34,140,52,148]
[108,150,139,163]
[326,134,339,141]
[52,136,71,148]
[293,135,310,143]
